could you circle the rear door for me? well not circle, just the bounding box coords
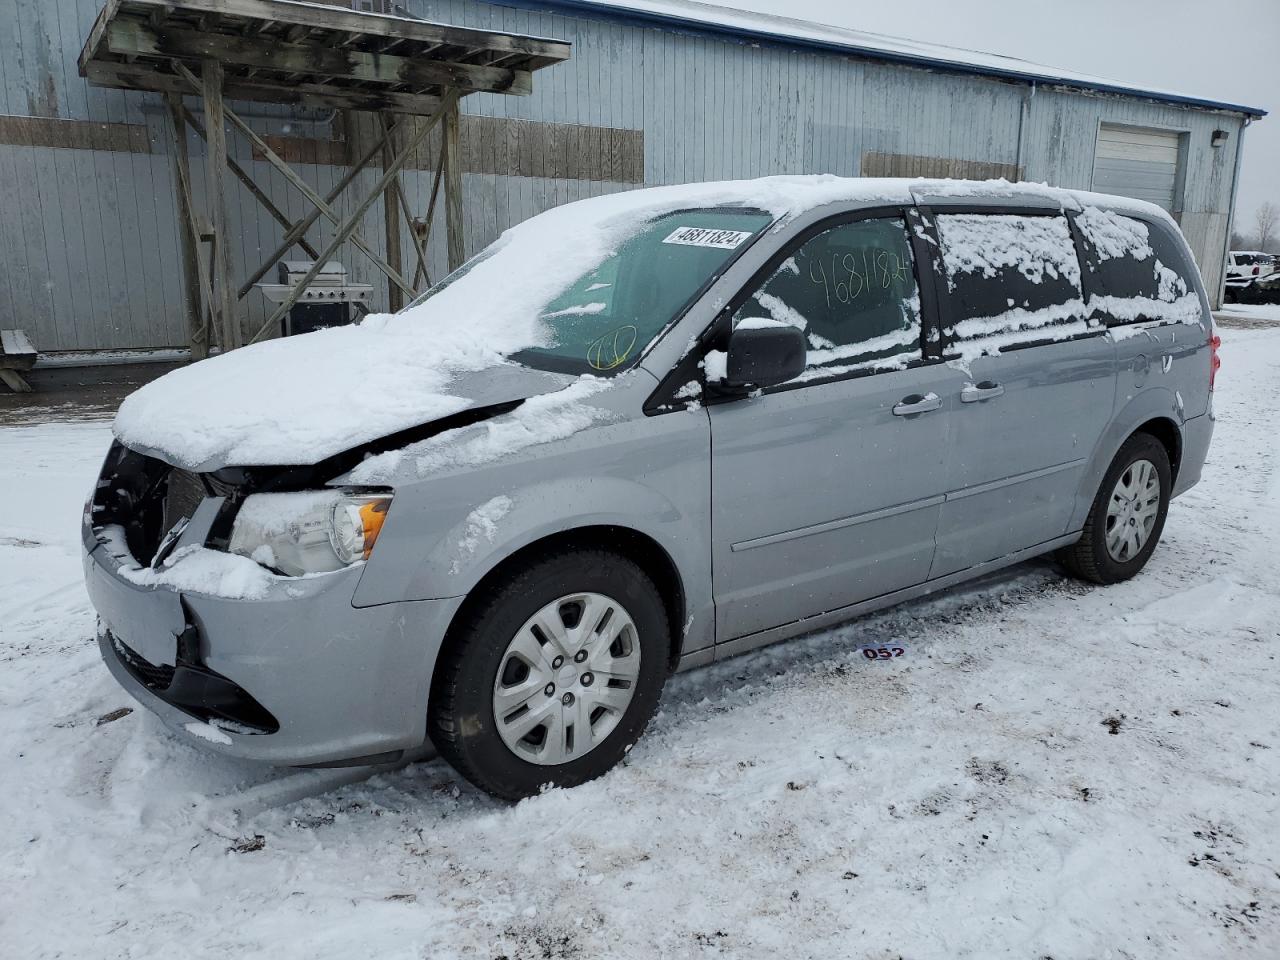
[1072,205,1211,419]
[707,211,953,640]
[924,207,1116,577]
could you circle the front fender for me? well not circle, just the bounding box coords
[349,403,715,653]
[409,474,694,599]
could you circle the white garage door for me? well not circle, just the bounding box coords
[1092,124,1183,212]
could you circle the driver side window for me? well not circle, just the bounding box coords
[733,217,923,377]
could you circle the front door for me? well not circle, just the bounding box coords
[707,214,952,640]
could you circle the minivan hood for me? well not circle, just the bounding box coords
[112,324,575,472]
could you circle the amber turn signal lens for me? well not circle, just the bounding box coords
[357,499,390,558]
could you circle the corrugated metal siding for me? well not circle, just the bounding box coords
[0,0,1246,351]
[1019,88,1242,299]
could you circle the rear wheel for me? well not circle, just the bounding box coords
[429,549,670,800]
[1059,432,1171,584]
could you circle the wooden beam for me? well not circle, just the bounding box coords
[106,19,533,96]
[382,115,431,296]
[181,106,322,264]
[381,113,404,312]
[111,0,572,62]
[0,369,34,393]
[214,101,416,298]
[250,89,460,345]
[84,60,444,115]
[415,137,448,288]
[170,57,414,300]
[444,99,465,272]
[201,58,240,351]
[236,121,397,298]
[77,0,122,76]
[165,93,207,361]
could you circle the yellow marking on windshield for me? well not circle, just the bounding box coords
[587,325,639,370]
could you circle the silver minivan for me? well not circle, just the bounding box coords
[83,177,1218,798]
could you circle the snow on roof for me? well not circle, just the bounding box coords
[500,0,1267,118]
[114,174,1174,470]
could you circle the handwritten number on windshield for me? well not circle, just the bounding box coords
[587,325,639,370]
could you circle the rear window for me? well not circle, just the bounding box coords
[1074,208,1201,325]
[934,213,1091,353]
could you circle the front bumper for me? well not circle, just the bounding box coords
[84,527,465,766]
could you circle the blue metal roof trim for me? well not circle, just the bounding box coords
[489,0,1267,118]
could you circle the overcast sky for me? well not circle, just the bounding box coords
[697,0,1278,237]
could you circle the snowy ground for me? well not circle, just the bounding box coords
[1216,302,1280,328]
[2,331,1278,960]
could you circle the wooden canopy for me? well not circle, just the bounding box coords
[79,0,571,115]
[77,0,570,360]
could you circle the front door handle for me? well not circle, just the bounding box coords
[960,381,1005,403]
[892,392,943,417]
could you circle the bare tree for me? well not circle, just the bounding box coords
[1255,202,1279,251]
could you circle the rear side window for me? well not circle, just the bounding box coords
[934,213,1091,355]
[1074,207,1201,325]
[732,217,922,378]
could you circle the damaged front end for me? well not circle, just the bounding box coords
[82,401,526,762]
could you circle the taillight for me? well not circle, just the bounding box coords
[1210,332,1222,391]
[1253,266,1260,276]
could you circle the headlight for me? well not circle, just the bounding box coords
[228,489,392,577]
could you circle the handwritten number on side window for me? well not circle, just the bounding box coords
[806,247,909,309]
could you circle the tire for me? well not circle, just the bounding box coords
[429,548,671,800]
[1059,432,1172,585]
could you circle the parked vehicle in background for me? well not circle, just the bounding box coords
[82,177,1218,799]
[1225,250,1280,302]
[1226,251,1276,280]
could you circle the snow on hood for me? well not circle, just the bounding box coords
[113,175,1152,471]
[112,176,916,470]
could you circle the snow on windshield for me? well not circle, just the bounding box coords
[112,176,916,470]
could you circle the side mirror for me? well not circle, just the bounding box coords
[717,319,807,390]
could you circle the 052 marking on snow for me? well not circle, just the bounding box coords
[859,645,906,661]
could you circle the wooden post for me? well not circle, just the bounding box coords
[381,111,404,312]
[182,106,321,268]
[165,93,207,361]
[200,59,240,351]
[234,118,396,298]
[443,98,465,273]
[248,90,459,344]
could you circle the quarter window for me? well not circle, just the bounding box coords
[1074,207,1199,325]
[934,213,1090,352]
[732,218,922,377]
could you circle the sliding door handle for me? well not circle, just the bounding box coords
[892,392,943,417]
[960,381,1005,403]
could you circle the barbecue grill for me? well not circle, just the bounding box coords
[256,261,374,336]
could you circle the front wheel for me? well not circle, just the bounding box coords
[1059,432,1171,584]
[429,549,671,800]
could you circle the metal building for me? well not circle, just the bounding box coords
[0,0,1266,356]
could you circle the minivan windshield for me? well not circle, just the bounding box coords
[404,208,773,376]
